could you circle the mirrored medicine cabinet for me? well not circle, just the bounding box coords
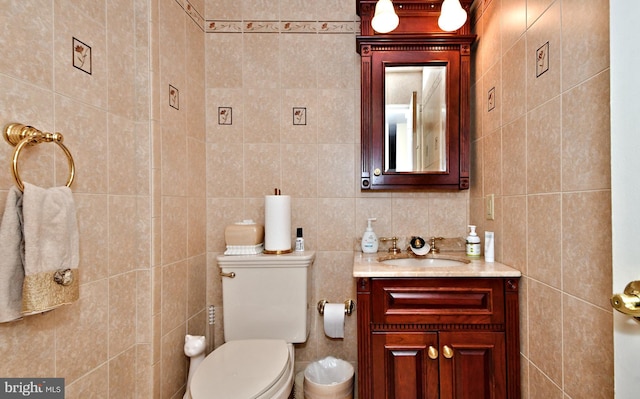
[357,0,475,190]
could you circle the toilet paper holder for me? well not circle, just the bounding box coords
[317,299,355,316]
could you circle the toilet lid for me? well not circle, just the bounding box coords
[190,339,290,399]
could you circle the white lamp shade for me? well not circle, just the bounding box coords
[438,0,467,32]
[371,0,399,34]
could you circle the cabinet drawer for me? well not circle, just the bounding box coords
[371,278,505,325]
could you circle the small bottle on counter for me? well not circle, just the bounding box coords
[295,227,305,252]
[466,225,481,257]
[484,231,495,262]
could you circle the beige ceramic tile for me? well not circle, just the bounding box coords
[480,0,501,74]
[54,2,108,110]
[160,323,188,398]
[281,144,318,198]
[502,116,526,196]
[527,97,561,194]
[561,0,609,91]
[562,295,613,398]
[501,37,526,124]
[502,196,527,272]
[107,0,136,120]
[56,280,109,383]
[108,114,138,195]
[205,34,243,89]
[429,193,469,238]
[109,196,139,276]
[188,254,207,318]
[317,89,356,144]
[527,194,561,287]
[74,194,109,283]
[244,143,281,197]
[65,364,109,399]
[291,197,319,250]
[137,270,152,343]
[317,198,355,251]
[188,197,207,256]
[161,260,188,335]
[527,280,562,386]
[528,363,563,399]
[243,89,281,143]
[501,0,526,53]
[317,144,355,198]
[317,35,356,90]
[109,346,137,397]
[562,191,612,309]
[483,128,502,196]
[0,311,56,377]
[136,344,154,399]
[206,89,245,143]
[161,124,188,197]
[55,95,109,193]
[0,0,54,89]
[280,34,319,89]
[469,139,483,199]
[526,1,561,112]
[206,143,244,198]
[280,89,318,144]
[206,198,245,251]
[526,0,555,28]
[109,272,137,356]
[561,70,611,192]
[243,34,280,89]
[161,196,188,265]
[242,0,279,20]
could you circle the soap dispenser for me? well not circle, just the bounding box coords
[466,225,481,257]
[361,218,379,253]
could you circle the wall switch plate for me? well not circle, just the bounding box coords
[486,194,495,220]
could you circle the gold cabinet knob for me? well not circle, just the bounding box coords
[442,345,454,359]
[611,280,640,319]
[428,346,438,360]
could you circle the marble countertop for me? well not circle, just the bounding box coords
[353,251,522,278]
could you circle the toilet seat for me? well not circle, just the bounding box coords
[190,339,292,399]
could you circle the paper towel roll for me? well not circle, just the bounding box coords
[323,303,345,339]
[264,195,291,253]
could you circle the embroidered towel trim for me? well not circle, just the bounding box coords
[21,182,79,315]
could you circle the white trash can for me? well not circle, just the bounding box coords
[303,357,354,399]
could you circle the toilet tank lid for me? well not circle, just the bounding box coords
[217,251,315,268]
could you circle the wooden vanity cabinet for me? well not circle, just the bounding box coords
[357,277,520,399]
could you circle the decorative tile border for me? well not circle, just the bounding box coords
[175,0,359,34]
[206,20,359,34]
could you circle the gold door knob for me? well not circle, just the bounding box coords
[611,280,640,319]
[428,346,438,360]
[442,345,454,359]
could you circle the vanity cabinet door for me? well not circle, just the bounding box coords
[371,332,440,399]
[438,331,506,399]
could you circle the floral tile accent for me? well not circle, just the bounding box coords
[281,21,318,33]
[244,21,280,33]
[488,87,496,112]
[73,37,92,75]
[293,107,306,125]
[536,42,550,77]
[169,85,179,110]
[319,21,358,33]
[206,21,243,33]
[218,107,232,125]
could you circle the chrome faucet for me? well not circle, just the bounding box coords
[429,237,444,254]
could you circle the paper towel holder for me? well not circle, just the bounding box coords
[317,299,355,316]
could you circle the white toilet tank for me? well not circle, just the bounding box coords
[217,251,314,343]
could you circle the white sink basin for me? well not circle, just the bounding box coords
[380,257,468,267]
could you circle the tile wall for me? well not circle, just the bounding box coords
[470,0,613,397]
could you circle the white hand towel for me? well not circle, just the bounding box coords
[0,186,25,323]
[21,182,79,315]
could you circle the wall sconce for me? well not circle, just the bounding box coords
[371,0,399,33]
[438,0,468,31]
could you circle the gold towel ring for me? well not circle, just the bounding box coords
[3,123,75,192]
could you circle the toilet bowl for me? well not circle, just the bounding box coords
[189,339,294,399]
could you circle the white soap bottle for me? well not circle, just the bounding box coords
[361,218,379,253]
[466,225,481,257]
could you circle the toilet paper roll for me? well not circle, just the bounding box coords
[323,303,345,339]
[264,195,291,253]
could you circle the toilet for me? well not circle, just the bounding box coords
[189,251,315,399]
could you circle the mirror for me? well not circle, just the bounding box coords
[384,65,447,173]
